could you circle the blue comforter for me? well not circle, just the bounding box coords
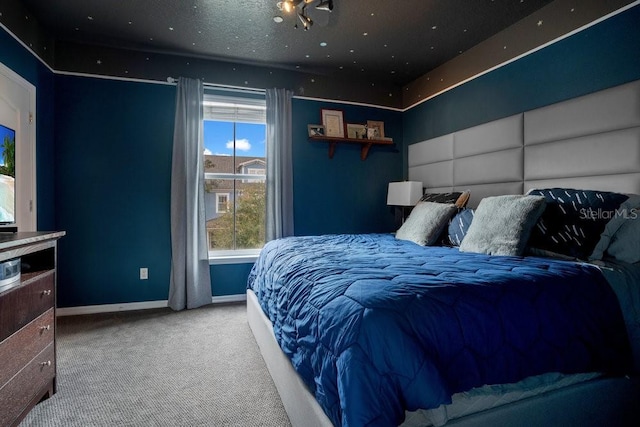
[247,234,631,426]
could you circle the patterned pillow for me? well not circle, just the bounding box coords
[447,209,475,247]
[419,190,470,208]
[527,188,629,260]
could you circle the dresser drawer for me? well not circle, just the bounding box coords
[0,271,55,342]
[0,309,54,386]
[0,343,55,427]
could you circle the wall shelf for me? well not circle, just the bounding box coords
[309,136,393,160]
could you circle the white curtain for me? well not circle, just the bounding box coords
[266,88,294,241]
[168,77,212,310]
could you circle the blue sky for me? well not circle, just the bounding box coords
[203,120,265,158]
[0,124,15,167]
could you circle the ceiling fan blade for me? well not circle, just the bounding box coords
[304,0,331,27]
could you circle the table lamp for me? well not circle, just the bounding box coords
[387,181,423,224]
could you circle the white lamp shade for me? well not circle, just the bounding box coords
[387,181,423,206]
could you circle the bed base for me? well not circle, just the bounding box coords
[247,289,639,427]
[247,289,333,427]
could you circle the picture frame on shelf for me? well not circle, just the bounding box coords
[346,123,367,139]
[321,109,345,138]
[367,120,385,139]
[308,124,325,137]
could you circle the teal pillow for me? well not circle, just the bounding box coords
[460,195,546,256]
[395,202,457,246]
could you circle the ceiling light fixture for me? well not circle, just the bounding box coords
[316,0,334,11]
[277,0,304,13]
[276,0,333,30]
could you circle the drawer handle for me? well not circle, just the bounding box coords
[41,360,51,367]
[40,325,51,332]
[42,290,52,296]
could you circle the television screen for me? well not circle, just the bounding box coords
[0,124,15,224]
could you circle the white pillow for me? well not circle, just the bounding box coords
[460,195,546,256]
[395,202,457,246]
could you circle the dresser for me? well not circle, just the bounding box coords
[0,232,65,427]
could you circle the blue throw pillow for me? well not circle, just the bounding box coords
[447,208,474,246]
[527,188,629,260]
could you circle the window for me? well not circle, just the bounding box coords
[203,94,266,258]
[216,193,229,213]
[244,165,265,183]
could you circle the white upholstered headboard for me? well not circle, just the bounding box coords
[408,79,640,207]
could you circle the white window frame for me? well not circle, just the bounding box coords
[203,93,266,263]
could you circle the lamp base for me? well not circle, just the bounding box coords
[392,206,409,228]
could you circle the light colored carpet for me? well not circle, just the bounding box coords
[20,303,291,427]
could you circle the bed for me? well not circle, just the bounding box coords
[246,79,640,426]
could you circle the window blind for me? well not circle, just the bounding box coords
[203,94,266,124]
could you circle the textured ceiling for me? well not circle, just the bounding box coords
[20,0,555,86]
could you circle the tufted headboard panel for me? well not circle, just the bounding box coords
[408,79,640,207]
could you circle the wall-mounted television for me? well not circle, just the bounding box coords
[0,123,15,226]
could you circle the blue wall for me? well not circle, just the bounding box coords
[403,5,640,147]
[292,99,402,236]
[52,76,402,306]
[54,76,176,307]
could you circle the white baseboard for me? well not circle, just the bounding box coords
[56,294,247,317]
[211,294,247,304]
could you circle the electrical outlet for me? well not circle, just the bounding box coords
[140,268,148,280]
